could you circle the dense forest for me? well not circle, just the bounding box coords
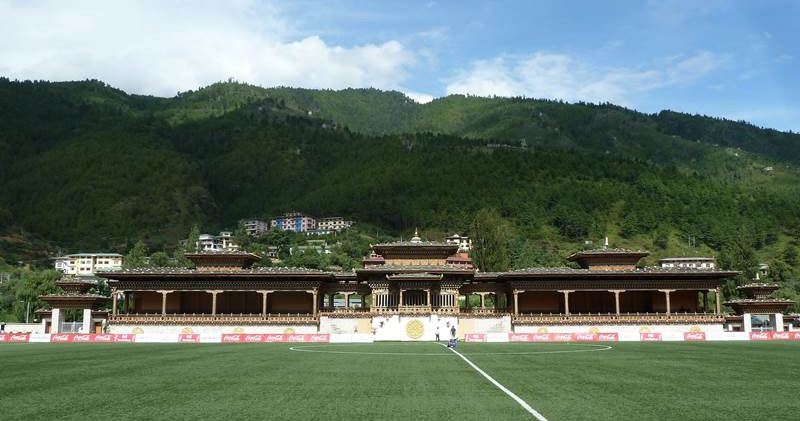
[1,78,799,318]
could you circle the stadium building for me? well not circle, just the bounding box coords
[45,230,791,342]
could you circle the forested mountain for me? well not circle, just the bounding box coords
[1,78,799,296]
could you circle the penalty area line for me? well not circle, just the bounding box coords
[438,343,549,421]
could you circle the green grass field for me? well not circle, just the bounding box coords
[1,341,798,420]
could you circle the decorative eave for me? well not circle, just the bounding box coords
[97,266,333,279]
[38,294,110,309]
[185,251,261,270]
[724,298,794,315]
[736,283,780,299]
[357,265,474,275]
[566,248,650,270]
[387,273,444,281]
[501,267,739,279]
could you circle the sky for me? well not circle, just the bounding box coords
[1,0,798,131]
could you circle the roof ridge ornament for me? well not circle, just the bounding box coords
[410,228,422,244]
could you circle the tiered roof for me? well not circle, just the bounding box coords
[566,248,649,270]
[725,283,794,314]
[38,275,110,309]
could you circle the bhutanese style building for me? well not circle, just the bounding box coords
[46,231,790,341]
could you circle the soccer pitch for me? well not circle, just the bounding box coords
[1,342,798,420]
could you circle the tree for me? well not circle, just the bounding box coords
[124,240,149,268]
[186,224,201,253]
[149,251,170,267]
[470,208,511,272]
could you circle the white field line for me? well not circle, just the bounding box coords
[439,343,549,421]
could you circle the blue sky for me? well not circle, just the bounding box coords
[1,0,798,131]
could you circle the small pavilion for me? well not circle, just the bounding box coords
[38,275,110,333]
[724,283,795,332]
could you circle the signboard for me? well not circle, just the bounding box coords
[50,333,73,342]
[508,332,618,342]
[749,332,772,341]
[178,334,201,343]
[464,333,486,342]
[683,332,706,341]
[771,332,800,341]
[640,333,663,342]
[0,333,30,343]
[51,333,118,343]
[221,333,330,343]
[114,334,136,343]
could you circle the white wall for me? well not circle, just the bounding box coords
[1,323,43,333]
[108,324,318,335]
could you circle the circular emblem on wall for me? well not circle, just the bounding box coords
[690,325,702,333]
[233,327,245,333]
[132,327,144,334]
[406,320,425,339]
[639,326,651,333]
[588,327,600,334]
[537,327,549,334]
[181,327,194,334]
[283,327,295,334]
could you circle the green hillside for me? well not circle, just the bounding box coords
[1,78,799,307]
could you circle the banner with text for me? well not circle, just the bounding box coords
[683,332,706,341]
[508,332,618,342]
[464,333,486,342]
[640,333,663,342]
[221,333,330,343]
[0,333,30,343]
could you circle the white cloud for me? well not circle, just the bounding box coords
[445,51,727,106]
[0,0,417,96]
[404,91,435,104]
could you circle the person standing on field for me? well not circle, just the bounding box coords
[435,326,440,341]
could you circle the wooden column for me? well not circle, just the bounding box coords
[399,289,404,307]
[713,288,721,314]
[111,289,118,316]
[659,290,675,315]
[609,290,624,315]
[258,290,271,316]
[558,290,574,315]
[479,293,486,309]
[702,290,708,312]
[158,290,173,316]
[206,290,221,316]
[310,290,318,316]
[343,292,352,309]
[513,290,520,315]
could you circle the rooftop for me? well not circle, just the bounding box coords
[659,257,716,262]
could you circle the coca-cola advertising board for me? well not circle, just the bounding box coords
[0,333,30,342]
[683,332,706,341]
[508,332,618,342]
[464,333,486,342]
[749,331,772,341]
[221,333,330,343]
[178,334,201,343]
[114,334,136,343]
[640,333,663,342]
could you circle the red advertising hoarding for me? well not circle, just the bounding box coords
[640,333,663,342]
[464,333,486,342]
[178,333,201,343]
[114,334,136,343]
[508,332,618,342]
[771,332,800,341]
[0,333,31,343]
[221,333,330,343]
[749,331,772,341]
[683,332,706,341]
